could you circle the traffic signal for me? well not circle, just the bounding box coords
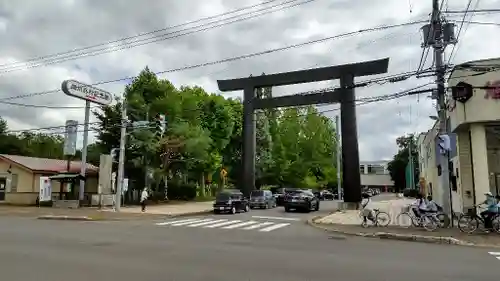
[451,82,473,103]
[155,113,166,137]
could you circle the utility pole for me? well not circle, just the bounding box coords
[429,0,454,217]
[115,98,127,212]
[335,115,342,200]
[144,111,149,190]
[408,138,414,189]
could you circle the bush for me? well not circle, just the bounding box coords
[168,181,197,200]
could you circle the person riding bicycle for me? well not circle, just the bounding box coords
[411,193,427,218]
[480,191,498,229]
[426,195,439,213]
[361,193,375,224]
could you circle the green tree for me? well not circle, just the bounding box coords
[387,134,418,192]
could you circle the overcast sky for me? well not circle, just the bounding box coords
[0,0,498,161]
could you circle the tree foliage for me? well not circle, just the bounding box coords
[387,134,418,192]
[0,66,340,200]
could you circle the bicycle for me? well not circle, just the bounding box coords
[457,206,500,234]
[396,205,442,231]
[360,208,391,228]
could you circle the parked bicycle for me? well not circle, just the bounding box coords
[395,205,444,231]
[360,208,391,227]
[457,205,500,234]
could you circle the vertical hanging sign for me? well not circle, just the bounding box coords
[64,120,78,156]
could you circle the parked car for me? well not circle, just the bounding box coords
[319,190,335,200]
[213,190,250,214]
[284,189,320,213]
[249,190,276,209]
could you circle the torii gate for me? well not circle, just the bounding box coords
[217,58,389,205]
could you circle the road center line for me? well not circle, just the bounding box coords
[251,216,301,221]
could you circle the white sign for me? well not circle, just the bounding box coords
[39,177,52,202]
[61,80,112,105]
[63,120,78,156]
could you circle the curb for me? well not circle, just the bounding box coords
[37,210,215,222]
[306,217,475,247]
[37,215,94,221]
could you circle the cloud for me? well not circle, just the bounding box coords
[0,0,498,160]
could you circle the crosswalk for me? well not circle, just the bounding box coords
[488,252,500,260]
[155,217,291,232]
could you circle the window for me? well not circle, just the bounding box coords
[359,165,365,174]
[10,174,18,193]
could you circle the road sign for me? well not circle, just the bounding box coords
[63,120,78,156]
[220,168,227,177]
[61,80,112,105]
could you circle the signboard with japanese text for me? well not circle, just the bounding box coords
[61,80,112,105]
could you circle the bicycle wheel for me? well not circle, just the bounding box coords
[436,213,450,228]
[422,215,438,231]
[458,214,479,233]
[492,214,500,233]
[376,211,391,226]
[396,212,413,228]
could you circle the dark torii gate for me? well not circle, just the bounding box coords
[217,58,389,204]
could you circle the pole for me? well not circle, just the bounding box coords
[79,101,91,201]
[409,139,414,189]
[432,0,453,220]
[144,111,149,189]
[115,99,127,212]
[335,115,342,200]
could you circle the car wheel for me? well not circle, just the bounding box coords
[305,203,312,213]
[314,202,320,211]
[230,207,236,214]
[214,209,220,214]
[244,204,250,212]
[284,206,291,212]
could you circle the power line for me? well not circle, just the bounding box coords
[444,8,500,13]
[0,0,316,74]
[0,20,426,102]
[4,77,433,134]
[446,0,475,64]
[0,0,284,69]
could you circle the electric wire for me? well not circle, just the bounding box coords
[0,0,317,74]
[0,20,427,103]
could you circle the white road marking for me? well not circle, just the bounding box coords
[171,219,212,226]
[155,218,199,226]
[259,223,290,232]
[242,222,274,230]
[488,252,500,260]
[222,221,259,229]
[251,216,301,221]
[187,219,227,227]
[204,220,242,228]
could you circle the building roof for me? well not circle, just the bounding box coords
[0,154,98,174]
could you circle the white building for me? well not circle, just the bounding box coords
[418,57,500,214]
[359,160,393,190]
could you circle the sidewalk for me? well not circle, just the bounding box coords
[0,201,214,220]
[311,198,500,247]
[316,198,414,226]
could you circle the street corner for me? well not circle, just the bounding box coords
[37,215,95,221]
[307,215,476,247]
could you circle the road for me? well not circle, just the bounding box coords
[0,196,497,281]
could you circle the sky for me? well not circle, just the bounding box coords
[0,0,499,161]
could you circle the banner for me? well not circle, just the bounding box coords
[63,120,78,156]
[39,177,52,202]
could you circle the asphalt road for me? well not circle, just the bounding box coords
[1,195,497,281]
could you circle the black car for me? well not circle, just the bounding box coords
[213,191,250,214]
[284,190,320,213]
[320,190,335,200]
[249,190,276,209]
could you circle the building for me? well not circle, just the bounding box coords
[0,154,99,205]
[447,57,500,211]
[359,160,393,191]
[418,57,500,214]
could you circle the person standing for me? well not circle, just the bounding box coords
[140,188,149,213]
